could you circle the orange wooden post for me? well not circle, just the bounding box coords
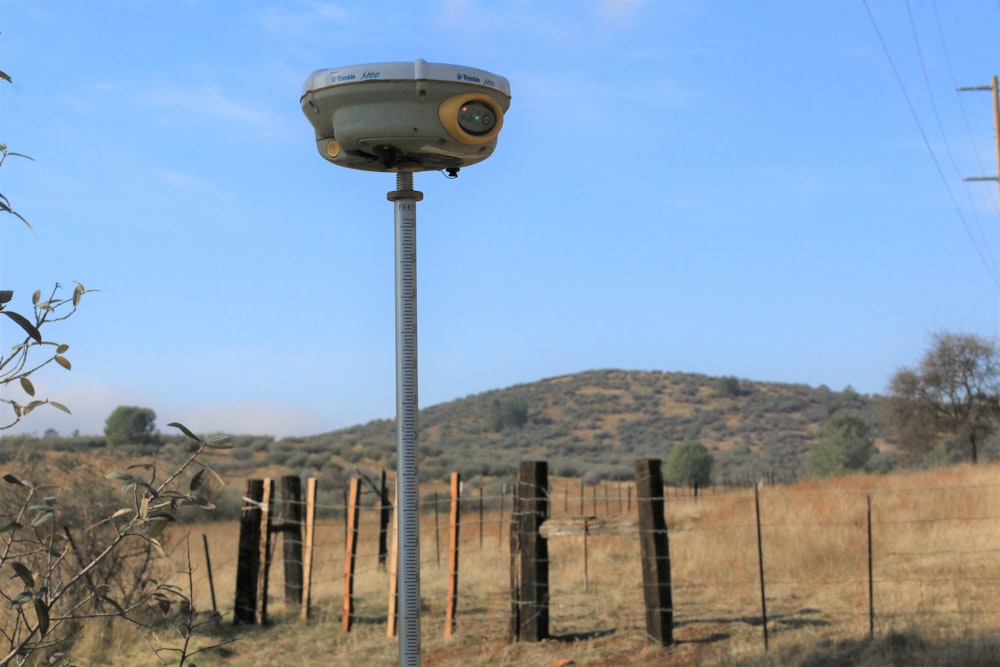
[445,472,461,637]
[386,482,399,637]
[343,478,361,632]
[301,478,317,621]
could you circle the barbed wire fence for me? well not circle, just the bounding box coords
[185,463,1000,652]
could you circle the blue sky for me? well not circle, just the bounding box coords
[2,1,1000,438]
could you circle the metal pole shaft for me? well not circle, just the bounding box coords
[389,172,423,666]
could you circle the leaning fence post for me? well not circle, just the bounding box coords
[634,459,672,646]
[343,477,361,632]
[445,472,461,637]
[510,460,549,642]
[234,479,264,625]
[301,477,317,621]
[754,481,769,651]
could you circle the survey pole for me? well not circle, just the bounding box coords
[388,171,423,666]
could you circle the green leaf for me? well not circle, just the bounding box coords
[34,598,49,637]
[11,563,34,589]
[0,290,12,305]
[49,401,71,415]
[72,283,85,307]
[55,344,69,354]
[167,422,199,442]
[1,310,41,343]
[19,377,35,397]
[31,290,40,306]
[54,356,71,370]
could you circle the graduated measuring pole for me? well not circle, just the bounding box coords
[958,75,1000,207]
[390,171,423,659]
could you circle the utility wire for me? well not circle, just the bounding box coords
[917,0,1000,271]
[862,0,1000,290]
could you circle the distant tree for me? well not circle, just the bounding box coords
[714,375,743,398]
[885,332,1000,464]
[804,412,876,478]
[666,440,713,491]
[485,397,528,432]
[105,405,159,449]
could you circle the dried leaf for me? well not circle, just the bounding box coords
[11,562,34,588]
[49,401,71,415]
[34,598,49,637]
[54,356,71,370]
[2,474,26,487]
[19,377,34,397]
[0,290,12,305]
[0,522,21,534]
[55,344,69,354]
[189,469,205,493]
[31,290,40,306]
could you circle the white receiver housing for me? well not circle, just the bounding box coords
[300,59,511,173]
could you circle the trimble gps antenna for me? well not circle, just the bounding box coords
[301,59,510,666]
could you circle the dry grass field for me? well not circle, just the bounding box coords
[70,463,1000,666]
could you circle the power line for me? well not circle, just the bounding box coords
[862,0,1000,290]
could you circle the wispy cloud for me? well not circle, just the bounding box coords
[253,2,350,40]
[137,83,279,127]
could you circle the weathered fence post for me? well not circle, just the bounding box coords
[434,491,441,568]
[634,459,672,646]
[278,475,304,608]
[202,534,218,620]
[754,481,768,651]
[510,461,549,642]
[446,472,461,637]
[234,479,264,625]
[255,478,275,626]
[379,469,391,569]
[301,477,317,621]
[343,477,361,632]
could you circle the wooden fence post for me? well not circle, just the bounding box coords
[634,459,672,646]
[754,481,768,651]
[343,478,362,632]
[510,461,549,642]
[234,479,264,625]
[387,483,399,638]
[379,469,391,570]
[434,491,441,568]
[446,472,461,637]
[278,475,304,608]
[301,478,317,622]
[202,534,218,620]
[255,478,274,626]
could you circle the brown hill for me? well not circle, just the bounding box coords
[285,369,880,485]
